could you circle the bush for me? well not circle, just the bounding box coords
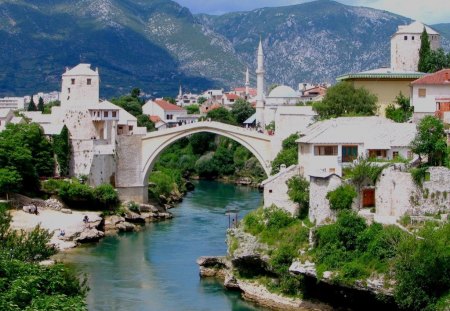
[287,176,309,217]
[271,133,299,175]
[326,184,357,211]
[93,184,119,208]
[394,223,450,311]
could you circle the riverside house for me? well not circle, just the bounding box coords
[296,117,417,178]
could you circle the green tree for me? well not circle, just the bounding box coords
[186,104,200,114]
[206,107,237,125]
[231,98,255,124]
[271,133,299,174]
[111,96,142,117]
[43,100,61,114]
[0,168,22,200]
[326,184,357,211]
[137,115,155,132]
[287,176,309,217]
[410,116,447,166]
[394,223,450,311]
[385,92,413,123]
[53,125,70,176]
[197,97,207,105]
[418,28,431,72]
[312,82,378,119]
[37,97,44,112]
[131,87,141,98]
[427,48,450,73]
[27,96,36,111]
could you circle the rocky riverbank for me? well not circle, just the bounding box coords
[9,195,173,253]
[197,224,399,311]
[197,256,332,311]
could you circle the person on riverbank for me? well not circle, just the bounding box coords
[83,215,90,228]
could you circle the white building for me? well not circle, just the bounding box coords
[60,64,100,107]
[411,69,450,121]
[23,63,146,185]
[143,99,189,129]
[33,91,60,104]
[264,85,300,125]
[391,21,440,72]
[297,117,417,177]
[0,97,26,110]
[0,109,14,131]
[221,93,240,106]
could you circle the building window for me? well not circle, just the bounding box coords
[71,78,75,85]
[342,145,358,162]
[104,111,108,118]
[418,88,426,97]
[269,189,273,193]
[314,145,338,156]
[87,79,92,85]
[393,151,399,159]
[412,36,415,40]
[68,88,71,94]
[369,149,387,158]
[404,36,407,40]
[112,111,117,118]
[167,114,173,120]
[129,126,133,131]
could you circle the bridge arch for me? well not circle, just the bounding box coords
[140,122,274,186]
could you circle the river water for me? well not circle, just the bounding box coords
[62,180,269,311]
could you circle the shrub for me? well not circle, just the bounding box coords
[287,176,309,218]
[93,184,119,208]
[326,184,357,211]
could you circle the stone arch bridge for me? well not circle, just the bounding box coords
[115,121,279,203]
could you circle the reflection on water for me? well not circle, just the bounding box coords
[62,180,269,311]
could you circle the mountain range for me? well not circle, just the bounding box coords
[0,0,448,98]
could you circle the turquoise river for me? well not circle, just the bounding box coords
[61,180,271,311]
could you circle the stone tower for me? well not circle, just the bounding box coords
[391,21,440,72]
[255,39,265,128]
[60,64,99,107]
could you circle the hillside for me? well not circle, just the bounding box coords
[0,0,243,97]
[197,1,414,87]
[0,0,448,98]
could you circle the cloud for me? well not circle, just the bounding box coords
[175,0,450,24]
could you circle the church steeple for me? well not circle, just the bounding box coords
[255,37,265,129]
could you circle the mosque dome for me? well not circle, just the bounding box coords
[267,85,298,98]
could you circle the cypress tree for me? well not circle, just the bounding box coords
[418,28,431,72]
[37,97,44,112]
[27,96,36,111]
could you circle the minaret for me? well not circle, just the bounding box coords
[245,67,250,97]
[178,84,182,99]
[255,38,265,129]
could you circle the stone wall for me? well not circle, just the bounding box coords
[261,165,301,216]
[116,134,144,187]
[376,166,450,217]
[89,154,116,187]
[309,175,342,224]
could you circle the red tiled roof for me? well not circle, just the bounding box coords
[155,99,184,111]
[234,87,257,97]
[149,115,162,123]
[225,93,240,100]
[411,69,450,85]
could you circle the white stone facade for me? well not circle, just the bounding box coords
[261,165,302,216]
[391,21,440,72]
[60,64,99,108]
[0,109,14,131]
[308,174,342,224]
[0,97,26,110]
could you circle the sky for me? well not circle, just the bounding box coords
[175,0,450,25]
